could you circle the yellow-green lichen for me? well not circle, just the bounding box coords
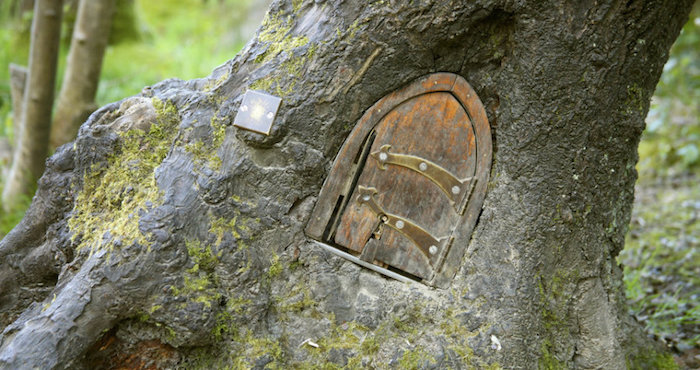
[202,70,230,92]
[169,239,222,309]
[69,98,180,254]
[626,350,678,370]
[303,319,374,367]
[229,330,286,369]
[210,294,253,341]
[149,304,162,314]
[250,44,316,97]
[209,215,242,243]
[539,340,566,370]
[186,239,220,272]
[292,0,304,13]
[438,308,479,364]
[538,269,579,330]
[268,253,283,278]
[298,300,497,369]
[398,347,436,369]
[254,12,309,65]
[208,210,259,248]
[184,114,225,171]
[624,83,646,116]
[274,282,317,318]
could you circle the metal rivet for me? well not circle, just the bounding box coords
[241,105,248,112]
[419,162,428,171]
[379,153,388,161]
[429,245,438,255]
[395,220,404,229]
[266,112,274,119]
[451,186,460,194]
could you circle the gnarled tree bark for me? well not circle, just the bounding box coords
[0,0,693,368]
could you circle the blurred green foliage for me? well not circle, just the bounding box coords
[98,0,254,105]
[0,0,257,237]
[0,0,254,138]
[638,7,700,179]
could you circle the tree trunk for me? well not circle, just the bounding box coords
[0,0,693,368]
[8,0,34,18]
[0,64,27,183]
[1,0,62,211]
[8,63,27,147]
[50,0,116,150]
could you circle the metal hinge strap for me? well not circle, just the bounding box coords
[356,186,448,261]
[370,144,473,213]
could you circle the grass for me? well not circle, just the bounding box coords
[619,178,700,354]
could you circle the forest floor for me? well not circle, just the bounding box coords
[620,174,700,369]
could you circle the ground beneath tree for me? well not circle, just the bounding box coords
[620,173,700,369]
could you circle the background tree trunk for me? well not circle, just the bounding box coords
[0,0,694,368]
[50,0,116,149]
[8,64,27,147]
[0,64,27,178]
[8,0,34,19]
[1,0,62,211]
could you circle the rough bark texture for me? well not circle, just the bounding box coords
[2,0,62,211]
[50,0,116,150]
[0,0,693,368]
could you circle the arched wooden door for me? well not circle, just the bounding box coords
[306,73,492,287]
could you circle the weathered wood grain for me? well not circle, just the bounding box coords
[307,73,491,286]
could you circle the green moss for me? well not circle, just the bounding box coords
[211,295,253,341]
[254,12,309,65]
[268,253,283,278]
[625,83,646,116]
[184,114,225,171]
[399,347,436,369]
[438,308,479,365]
[212,310,233,341]
[186,239,220,272]
[538,340,565,370]
[626,351,678,370]
[303,320,374,367]
[231,330,286,369]
[169,238,223,309]
[209,214,245,245]
[68,98,180,254]
[249,14,317,97]
[538,269,579,330]
[274,283,316,316]
[292,0,304,13]
[202,69,230,92]
[250,45,316,97]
